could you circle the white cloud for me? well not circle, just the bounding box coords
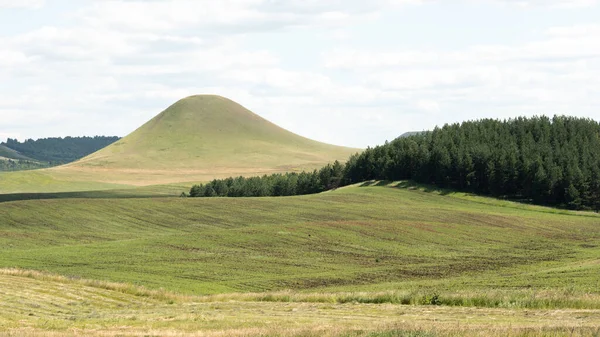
[0,50,33,67]
[416,100,441,113]
[325,24,600,70]
[546,24,600,37]
[0,0,44,9]
[320,22,600,140]
[1,1,599,147]
[0,132,21,140]
[488,0,597,7]
[75,0,395,34]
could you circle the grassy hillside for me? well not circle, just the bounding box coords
[0,95,359,193]
[76,95,356,169]
[1,184,600,336]
[61,95,359,184]
[0,144,37,161]
[0,146,49,172]
[1,184,599,294]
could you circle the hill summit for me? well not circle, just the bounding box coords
[60,95,359,185]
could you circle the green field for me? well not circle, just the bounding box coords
[0,96,359,194]
[2,183,599,336]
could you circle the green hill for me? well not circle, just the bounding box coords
[0,95,359,193]
[74,95,356,171]
[0,144,37,161]
[0,145,49,171]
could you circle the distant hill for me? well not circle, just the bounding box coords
[0,144,48,172]
[0,144,37,162]
[1,95,360,192]
[399,131,426,138]
[60,95,359,185]
[2,136,120,165]
[0,144,46,171]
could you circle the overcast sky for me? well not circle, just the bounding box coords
[1,0,599,148]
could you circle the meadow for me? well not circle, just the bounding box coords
[1,183,599,336]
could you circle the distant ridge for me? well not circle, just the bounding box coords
[0,145,36,162]
[1,136,120,165]
[399,131,426,138]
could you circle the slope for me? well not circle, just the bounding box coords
[0,144,37,162]
[0,145,49,172]
[62,95,358,180]
[0,95,359,192]
[1,184,598,296]
[1,136,120,164]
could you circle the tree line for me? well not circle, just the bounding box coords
[2,136,120,165]
[190,116,600,211]
[344,115,600,210]
[0,159,48,172]
[189,161,345,197]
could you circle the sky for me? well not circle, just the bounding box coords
[1,0,599,148]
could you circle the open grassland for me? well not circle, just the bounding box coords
[0,166,323,194]
[1,185,599,294]
[0,157,317,194]
[1,184,600,335]
[1,269,600,337]
[0,169,130,194]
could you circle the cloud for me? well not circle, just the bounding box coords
[485,0,597,7]
[75,0,398,34]
[0,132,21,141]
[1,1,599,147]
[321,23,600,139]
[0,0,44,9]
[325,23,600,70]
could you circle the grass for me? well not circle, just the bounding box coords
[2,184,600,335]
[381,180,598,216]
[1,185,599,294]
[1,268,599,337]
[0,181,192,202]
[0,95,359,193]
[0,169,130,194]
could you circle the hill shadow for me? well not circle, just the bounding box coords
[358,180,390,187]
[0,190,181,203]
[358,180,452,196]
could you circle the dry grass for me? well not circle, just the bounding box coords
[2,269,600,337]
[0,268,188,302]
[2,320,600,336]
[4,268,600,310]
